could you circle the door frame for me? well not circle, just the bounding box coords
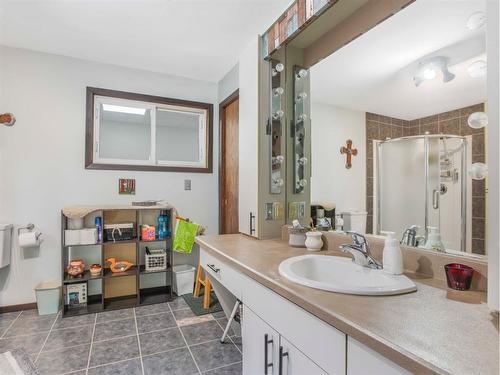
[219,89,240,234]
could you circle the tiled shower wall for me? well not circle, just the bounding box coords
[365,103,486,254]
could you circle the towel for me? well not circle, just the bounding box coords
[173,219,200,254]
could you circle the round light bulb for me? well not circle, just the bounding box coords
[466,11,486,31]
[468,112,488,129]
[296,69,308,79]
[272,110,284,120]
[275,63,284,72]
[273,87,284,96]
[469,162,488,180]
[423,68,436,80]
[467,60,487,78]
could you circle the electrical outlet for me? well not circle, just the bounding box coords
[184,179,191,190]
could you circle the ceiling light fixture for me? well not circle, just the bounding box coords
[413,56,455,87]
[467,60,487,78]
[466,11,486,30]
[102,104,146,115]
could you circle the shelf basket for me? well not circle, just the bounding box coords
[145,249,167,272]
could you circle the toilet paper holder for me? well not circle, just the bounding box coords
[18,223,41,238]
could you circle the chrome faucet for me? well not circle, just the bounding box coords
[339,231,382,269]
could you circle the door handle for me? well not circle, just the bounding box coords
[432,189,440,209]
[264,334,273,374]
[279,345,289,375]
[207,264,220,273]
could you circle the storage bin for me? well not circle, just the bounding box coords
[145,249,167,272]
[104,223,135,242]
[34,281,61,315]
[173,264,196,296]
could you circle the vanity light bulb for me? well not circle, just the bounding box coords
[273,178,284,187]
[275,155,285,164]
[272,110,284,120]
[298,179,308,187]
[275,63,285,72]
[296,92,308,101]
[298,114,308,121]
[296,69,308,79]
[298,157,308,166]
[273,87,284,96]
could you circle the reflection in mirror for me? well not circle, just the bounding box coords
[307,0,487,256]
[270,60,285,194]
[294,66,310,194]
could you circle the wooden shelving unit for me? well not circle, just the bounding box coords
[61,205,174,317]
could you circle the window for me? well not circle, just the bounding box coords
[85,87,213,172]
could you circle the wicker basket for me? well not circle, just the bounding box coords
[145,249,167,272]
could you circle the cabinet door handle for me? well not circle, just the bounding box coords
[207,264,220,273]
[279,345,289,375]
[249,212,255,235]
[264,334,273,374]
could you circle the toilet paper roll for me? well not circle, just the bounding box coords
[19,231,42,248]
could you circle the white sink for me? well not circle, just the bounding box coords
[279,255,417,296]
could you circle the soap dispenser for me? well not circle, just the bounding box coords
[381,231,403,275]
[424,226,445,252]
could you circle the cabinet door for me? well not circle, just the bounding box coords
[243,305,279,375]
[278,336,328,375]
[347,337,412,375]
[238,36,259,238]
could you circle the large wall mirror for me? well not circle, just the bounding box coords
[275,0,489,257]
[86,87,213,173]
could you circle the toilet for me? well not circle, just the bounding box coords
[0,224,13,268]
[341,211,367,234]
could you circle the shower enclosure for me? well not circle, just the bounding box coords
[375,135,471,253]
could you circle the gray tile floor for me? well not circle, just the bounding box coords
[0,298,242,375]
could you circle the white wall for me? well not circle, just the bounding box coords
[311,102,366,214]
[0,46,219,306]
[217,63,239,103]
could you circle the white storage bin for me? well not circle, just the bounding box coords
[173,264,196,296]
[145,249,167,272]
[34,281,61,315]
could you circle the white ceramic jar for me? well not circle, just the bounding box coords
[305,231,323,251]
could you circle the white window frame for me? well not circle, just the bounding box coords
[92,96,208,169]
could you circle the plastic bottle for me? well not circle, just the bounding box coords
[424,226,445,252]
[157,210,169,240]
[381,231,403,275]
[95,216,102,243]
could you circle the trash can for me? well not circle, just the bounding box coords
[34,281,61,315]
[173,264,196,296]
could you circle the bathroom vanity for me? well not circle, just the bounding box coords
[197,234,499,375]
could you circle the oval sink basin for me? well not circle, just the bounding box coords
[279,255,417,296]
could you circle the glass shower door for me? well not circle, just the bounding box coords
[377,138,427,240]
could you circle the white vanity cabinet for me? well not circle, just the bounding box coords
[347,337,412,375]
[199,247,411,375]
[243,306,327,375]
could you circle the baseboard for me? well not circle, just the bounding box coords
[0,302,37,314]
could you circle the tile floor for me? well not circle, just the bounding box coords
[0,298,242,375]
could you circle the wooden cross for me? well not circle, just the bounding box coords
[340,139,357,169]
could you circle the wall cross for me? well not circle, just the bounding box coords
[340,139,357,169]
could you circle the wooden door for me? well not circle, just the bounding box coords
[220,95,239,234]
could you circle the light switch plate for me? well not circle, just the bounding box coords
[184,179,191,190]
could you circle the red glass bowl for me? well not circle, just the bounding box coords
[444,263,474,291]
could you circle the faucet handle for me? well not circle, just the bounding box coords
[346,231,367,248]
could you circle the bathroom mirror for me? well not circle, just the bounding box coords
[281,0,488,256]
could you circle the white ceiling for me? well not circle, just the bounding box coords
[310,0,487,120]
[0,0,292,82]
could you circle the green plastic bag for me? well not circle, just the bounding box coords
[173,220,199,254]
